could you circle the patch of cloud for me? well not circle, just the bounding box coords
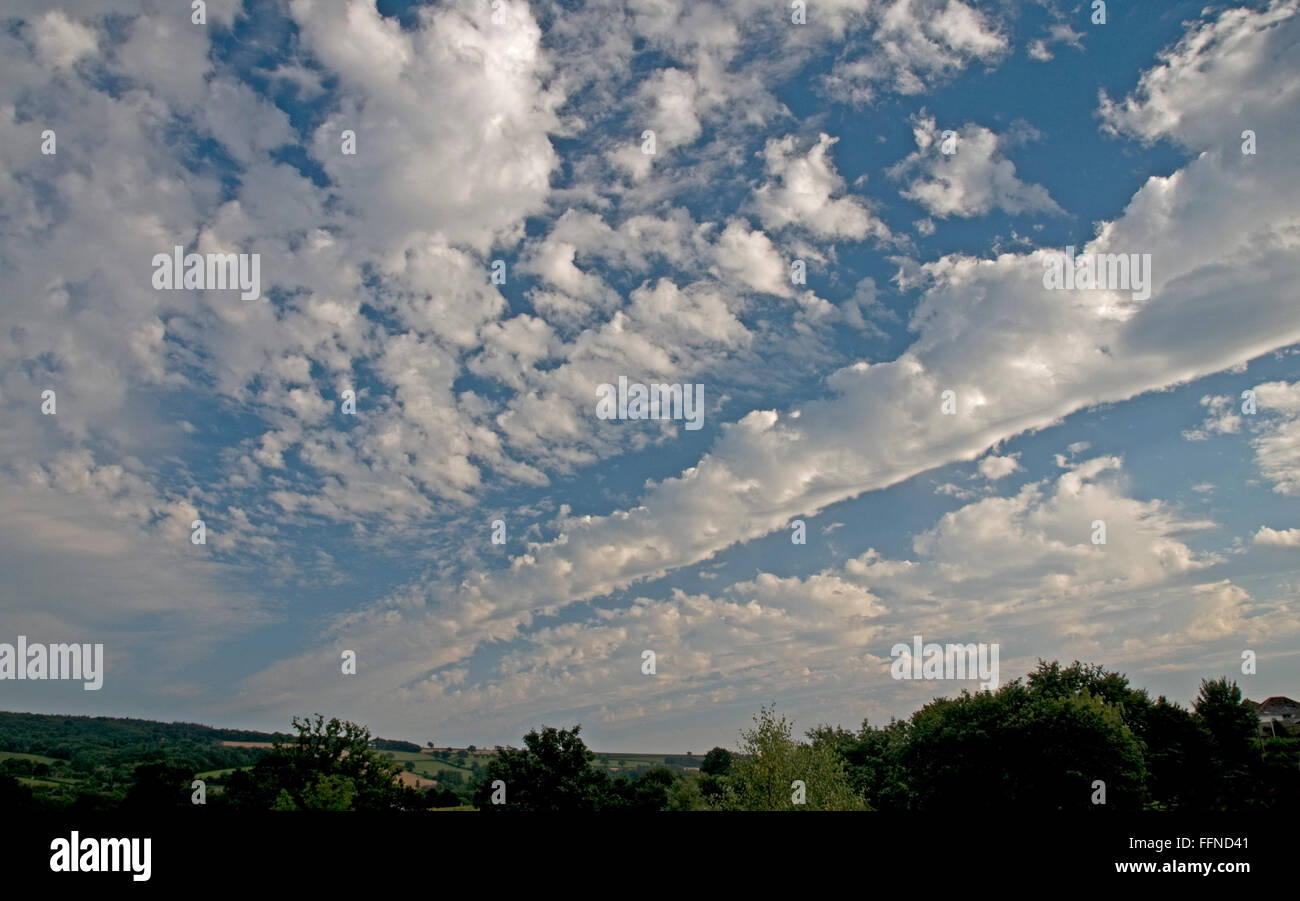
[753,133,890,241]
[889,116,1063,218]
[1027,22,1084,62]
[1255,526,1300,546]
[1250,381,1300,495]
[1182,394,1243,440]
[824,0,1008,105]
[978,453,1021,480]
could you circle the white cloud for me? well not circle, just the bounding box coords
[711,219,795,297]
[1182,394,1242,440]
[32,11,97,69]
[824,0,1007,104]
[1099,0,1300,150]
[1255,526,1300,546]
[1251,381,1300,495]
[753,133,890,241]
[1027,23,1084,63]
[978,453,1021,480]
[294,0,562,255]
[640,67,704,151]
[1187,382,1300,494]
[890,116,1062,218]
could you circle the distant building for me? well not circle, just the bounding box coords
[1251,696,1300,735]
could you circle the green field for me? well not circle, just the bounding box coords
[378,750,480,781]
[379,749,700,778]
[592,752,699,774]
[0,751,61,764]
[17,777,73,788]
[195,767,244,781]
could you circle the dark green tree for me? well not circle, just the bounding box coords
[1193,677,1259,809]
[124,762,193,810]
[426,786,462,808]
[1127,695,1214,810]
[898,668,1146,811]
[225,714,416,811]
[0,774,38,811]
[700,746,733,776]
[614,766,677,811]
[473,725,624,812]
[1194,678,1257,757]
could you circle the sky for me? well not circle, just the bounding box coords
[0,0,1297,752]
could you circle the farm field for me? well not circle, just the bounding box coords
[0,751,60,765]
[379,750,480,781]
[196,767,243,780]
[591,752,699,774]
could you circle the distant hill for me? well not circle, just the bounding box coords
[0,710,696,773]
[0,710,444,809]
[0,710,278,760]
[0,710,426,757]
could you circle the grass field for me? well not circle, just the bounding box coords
[379,750,479,780]
[199,747,702,783]
[195,767,243,780]
[378,749,700,777]
[0,751,61,764]
[591,752,699,773]
[17,775,78,787]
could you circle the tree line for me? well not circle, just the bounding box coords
[3,660,1294,812]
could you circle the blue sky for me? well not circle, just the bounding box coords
[1,0,1298,752]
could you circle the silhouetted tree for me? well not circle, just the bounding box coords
[225,714,417,811]
[701,747,733,776]
[124,762,193,810]
[474,725,626,811]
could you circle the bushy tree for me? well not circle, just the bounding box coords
[473,725,623,812]
[0,774,38,811]
[715,706,866,811]
[124,762,193,810]
[666,773,707,810]
[1193,677,1260,809]
[1194,678,1257,759]
[898,667,1147,811]
[1128,695,1214,810]
[426,786,462,808]
[809,718,912,810]
[225,714,417,811]
[616,766,677,811]
[700,746,733,776]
